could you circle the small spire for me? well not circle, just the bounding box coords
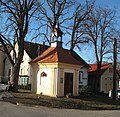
[51,22,63,42]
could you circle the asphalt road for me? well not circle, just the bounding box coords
[0,101,120,117]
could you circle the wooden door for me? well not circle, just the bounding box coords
[64,72,73,96]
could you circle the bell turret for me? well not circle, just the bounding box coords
[51,22,63,42]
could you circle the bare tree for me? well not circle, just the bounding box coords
[0,0,39,91]
[68,0,94,51]
[38,0,95,49]
[84,7,116,93]
[38,0,74,44]
[116,31,120,54]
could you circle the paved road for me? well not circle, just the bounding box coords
[0,101,120,117]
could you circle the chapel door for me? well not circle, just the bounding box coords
[64,72,73,96]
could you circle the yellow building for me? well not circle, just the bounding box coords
[31,41,86,97]
[3,40,88,94]
[88,63,120,94]
[4,41,49,85]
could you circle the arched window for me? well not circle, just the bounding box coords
[41,72,47,77]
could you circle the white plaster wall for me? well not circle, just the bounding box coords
[20,51,31,75]
[29,65,33,84]
[100,64,119,93]
[37,68,51,95]
[79,67,88,86]
[53,68,58,96]
[64,69,75,74]
[19,50,32,84]
[4,47,32,84]
[31,66,38,93]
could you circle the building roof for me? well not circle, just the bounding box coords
[0,44,12,53]
[24,41,49,60]
[88,63,120,78]
[31,47,82,65]
[88,63,113,76]
[1,41,88,67]
[88,63,111,73]
[68,50,89,67]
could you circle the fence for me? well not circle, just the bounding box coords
[0,76,31,90]
[18,84,31,90]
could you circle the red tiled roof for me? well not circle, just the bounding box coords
[68,50,89,67]
[32,47,82,65]
[88,63,111,72]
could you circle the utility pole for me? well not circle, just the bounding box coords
[112,38,117,99]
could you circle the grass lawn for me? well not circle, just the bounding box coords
[1,90,120,110]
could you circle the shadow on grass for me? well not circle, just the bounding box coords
[75,94,120,105]
[2,91,120,110]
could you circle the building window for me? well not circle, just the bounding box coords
[19,76,28,85]
[79,71,83,85]
[41,72,47,77]
[40,72,47,85]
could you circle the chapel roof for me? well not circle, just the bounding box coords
[68,50,89,67]
[32,47,82,65]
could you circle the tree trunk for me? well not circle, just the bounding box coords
[11,63,21,92]
[95,72,100,93]
[112,38,117,99]
[94,63,101,94]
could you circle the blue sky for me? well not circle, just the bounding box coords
[1,0,119,64]
[77,0,120,64]
[95,0,120,8]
